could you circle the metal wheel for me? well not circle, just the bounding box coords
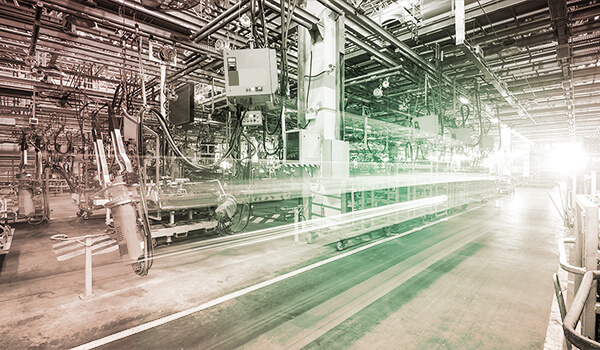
[336,240,345,251]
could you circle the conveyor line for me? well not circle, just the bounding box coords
[149,196,448,261]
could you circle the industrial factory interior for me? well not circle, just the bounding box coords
[1,0,600,348]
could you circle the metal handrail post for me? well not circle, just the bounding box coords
[83,236,94,299]
[553,273,572,350]
[558,238,586,275]
[51,233,106,300]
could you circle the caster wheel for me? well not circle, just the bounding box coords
[384,228,392,237]
[336,241,345,251]
[76,210,83,217]
[151,238,158,248]
[82,211,91,220]
[306,233,316,244]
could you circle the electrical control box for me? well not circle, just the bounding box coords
[242,110,263,126]
[414,114,439,138]
[322,139,349,178]
[285,130,321,162]
[480,135,495,150]
[224,48,278,107]
[453,127,473,143]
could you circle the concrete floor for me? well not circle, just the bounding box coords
[0,188,563,349]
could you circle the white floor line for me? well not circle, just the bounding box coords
[57,240,118,261]
[92,245,118,256]
[53,236,113,254]
[70,204,483,350]
[52,239,78,248]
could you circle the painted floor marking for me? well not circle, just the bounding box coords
[53,235,113,254]
[53,235,118,261]
[56,242,118,261]
[70,205,483,350]
[52,239,76,248]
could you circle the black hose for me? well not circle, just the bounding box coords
[231,203,251,233]
[149,108,244,170]
[262,119,280,156]
[460,104,470,127]
[305,50,313,125]
[135,108,153,276]
[405,142,413,161]
[264,110,280,135]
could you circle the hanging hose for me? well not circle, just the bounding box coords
[496,120,502,152]
[149,108,244,171]
[405,142,413,161]
[54,124,73,155]
[262,118,281,156]
[134,107,153,276]
[459,104,470,127]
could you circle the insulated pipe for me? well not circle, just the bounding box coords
[317,0,437,77]
[28,2,44,57]
[193,3,252,44]
[317,0,476,105]
[263,0,319,29]
[190,0,250,41]
[346,33,397,67]
[39,0,215,56]
[345,66,405,85]
[106,0,201,32]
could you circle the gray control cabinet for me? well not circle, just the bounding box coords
[224,48,278,107]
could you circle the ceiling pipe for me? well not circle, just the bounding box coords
[317,0,437,77]
[263,0,319,30]
[191,3,251,43]
[346,33,398,68]
[105,0,201,33]
[27,2,43,58]
[316,0,482,112]
[345,66,405,86]
[190,0,250,42]
[38,0,216,56]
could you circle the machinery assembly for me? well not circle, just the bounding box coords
[0,0,599,349]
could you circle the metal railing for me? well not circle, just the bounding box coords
[558,193,600,347]
[558,237,586,275]
[563,271,600,350]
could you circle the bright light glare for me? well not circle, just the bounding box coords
[490,117,499,124]
[459,96,470,104]
[550,143,585,173]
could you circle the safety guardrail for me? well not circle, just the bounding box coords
[558,237,586,275]
[563,270,600,350]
